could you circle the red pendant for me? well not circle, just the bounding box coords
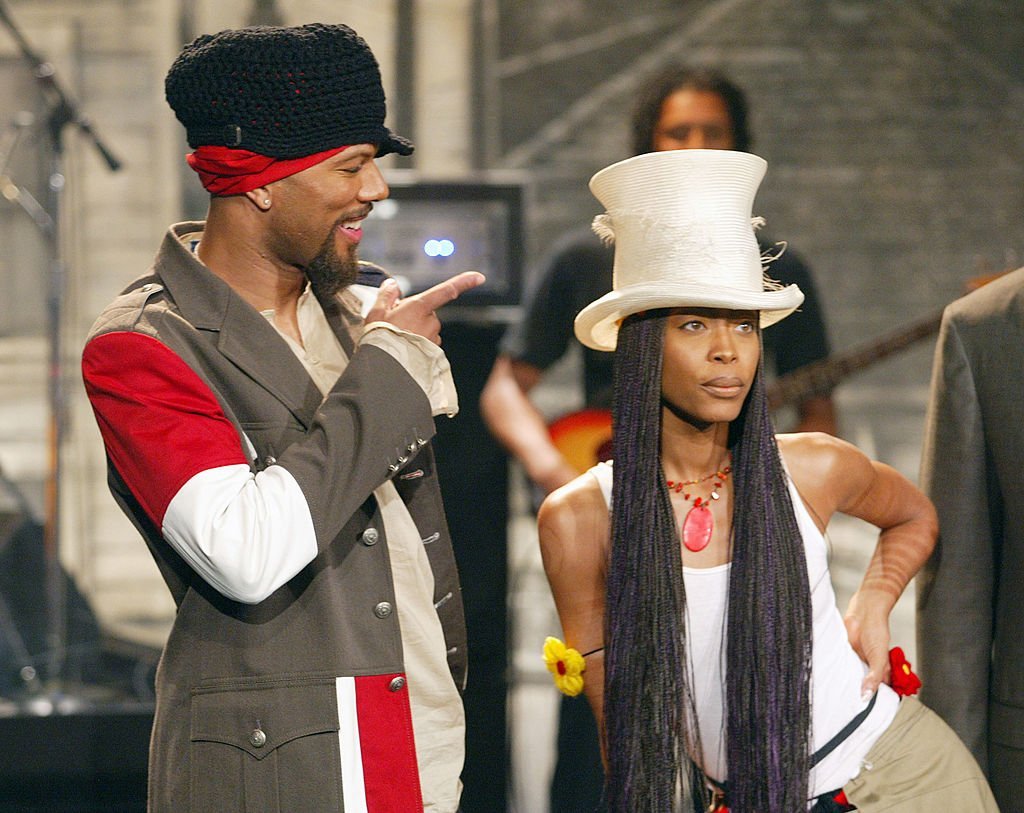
[682,504,713,552]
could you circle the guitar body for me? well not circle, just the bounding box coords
[548,408,613,476]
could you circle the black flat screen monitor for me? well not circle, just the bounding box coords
[359,177,525,309]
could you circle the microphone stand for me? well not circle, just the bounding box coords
[1,113,53,236]
[0,0,121,710]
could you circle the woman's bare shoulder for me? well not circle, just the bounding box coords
[541,468,606,514]
[777,432,875,523]
[777,431,869,479]
[537,469,610,569]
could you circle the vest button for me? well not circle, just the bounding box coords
[388,676,406,692]
[249,728,267,748]
[361,528,379,546]
[374,601,393,619]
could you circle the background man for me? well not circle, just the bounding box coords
[81,24,481,812]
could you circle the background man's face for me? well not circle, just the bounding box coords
[652,89,736,152]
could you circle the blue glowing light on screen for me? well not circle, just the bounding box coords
[423,239,456,258]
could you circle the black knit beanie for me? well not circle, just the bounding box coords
[164,23,413,159]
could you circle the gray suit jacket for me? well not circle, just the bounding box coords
[917,266,1024,807]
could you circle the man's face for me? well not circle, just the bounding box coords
[267,144,388,298]
[652,89,736,152]
[304,224,360,301]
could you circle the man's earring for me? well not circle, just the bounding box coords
[263,199,271,207]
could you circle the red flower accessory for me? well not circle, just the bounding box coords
[889,646,922,696]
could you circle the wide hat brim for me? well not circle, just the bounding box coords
[574,281,804,352]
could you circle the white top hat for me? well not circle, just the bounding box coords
[573,149,804,352]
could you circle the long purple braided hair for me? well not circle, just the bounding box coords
[603,310,813,812]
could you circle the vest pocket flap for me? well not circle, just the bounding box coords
[190,677,339,760]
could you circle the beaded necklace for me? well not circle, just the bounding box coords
[666,458,732,552]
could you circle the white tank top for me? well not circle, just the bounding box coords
[589,461,899,796]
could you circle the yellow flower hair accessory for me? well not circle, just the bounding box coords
[543,636,586,697]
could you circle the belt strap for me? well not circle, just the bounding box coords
[810,690,878,768]
[706,690,879,792]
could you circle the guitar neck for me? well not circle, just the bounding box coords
[766,308,943,411]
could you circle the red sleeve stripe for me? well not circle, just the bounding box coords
[82,331,249,526]
[84,331,320,603]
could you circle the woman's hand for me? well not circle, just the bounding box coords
[844,588,893,696]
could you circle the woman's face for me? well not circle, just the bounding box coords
[661,308,760,427]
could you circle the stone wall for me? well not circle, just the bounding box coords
[493,0,1024,472]
[1,0,185,644]
[1,0,1022,659]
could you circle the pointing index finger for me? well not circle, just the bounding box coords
[417,271,486,310]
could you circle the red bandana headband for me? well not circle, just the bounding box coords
[186,144,349,196]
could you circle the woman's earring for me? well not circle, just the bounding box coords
[263,199,271,207]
